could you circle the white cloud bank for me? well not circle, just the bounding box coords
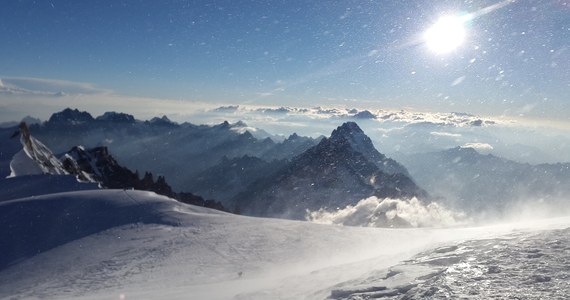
[2,76,568,163]
[430,131,462,138]
[461,142,494,151]
[307,197,465,228]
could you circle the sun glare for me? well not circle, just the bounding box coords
[424,15,467,54]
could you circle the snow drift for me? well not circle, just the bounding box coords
[0,190,182,269]
[307,197,465,228]
[1,189,569,299]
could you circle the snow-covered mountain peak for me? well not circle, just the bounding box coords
[8,122,68,177]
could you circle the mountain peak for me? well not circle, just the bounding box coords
[48,108,94,125]
[232,120,248,128]
[330,122,365,139]
[148,115,176,126]
[234,121,425,219]
[215,120,231,129]
[284,132,301,142]
[96,112,136,123]
[329,122,378,157]
[326,122,410,176]
[353,110,376,119]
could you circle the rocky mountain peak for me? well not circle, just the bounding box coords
[48,108,94,125]
[96,112,136,123]
[233,122,425,219]
[232,120,248,128]
[329,122,375,153]
[319,122,409,176]
[330,122,365,139]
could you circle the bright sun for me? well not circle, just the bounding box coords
[424,15,467,54]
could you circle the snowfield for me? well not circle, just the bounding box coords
[0,190,569,299]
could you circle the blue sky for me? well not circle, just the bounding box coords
[0,0,569,121]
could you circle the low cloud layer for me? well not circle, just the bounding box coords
[1,76,569,164]
[307,197,465,228]
[461,142,494,151]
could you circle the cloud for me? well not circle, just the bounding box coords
[430,131,462,138]
[0,77,508,130]
[307,197,465,228]
[461,142,494,151]
[0,77,111,96]
[212,105,240,113]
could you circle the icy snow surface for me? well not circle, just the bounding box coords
[0,175,98,201]
[329,227,570,299]
[0,190,568,299]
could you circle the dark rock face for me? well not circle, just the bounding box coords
[95,112,136,123]
[60,145,227,212]
[47,108,95,125]
[329,122,410,176]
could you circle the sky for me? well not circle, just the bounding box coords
[0,0,569,123]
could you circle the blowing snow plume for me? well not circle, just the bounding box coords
[307,197,465,228]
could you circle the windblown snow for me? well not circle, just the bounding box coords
[1,190,569,299]
[307,197,464,228]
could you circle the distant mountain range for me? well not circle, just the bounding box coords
[1,109,427,220]
[2,108,569,221]
[187,155,288,205]
[3,122,225,211]
[27,108,321,191]
[399,147,570,214]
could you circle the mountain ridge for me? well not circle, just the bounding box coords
[399,146,570,213]
[27,108,321,191]
[233,122,427,219]
[4,124,227,211]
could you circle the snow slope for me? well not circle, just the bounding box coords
[0,175,98,201]
[0,190,569,299]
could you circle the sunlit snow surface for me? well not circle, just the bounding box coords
[0,190,569,299]
[329,228,570,299]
